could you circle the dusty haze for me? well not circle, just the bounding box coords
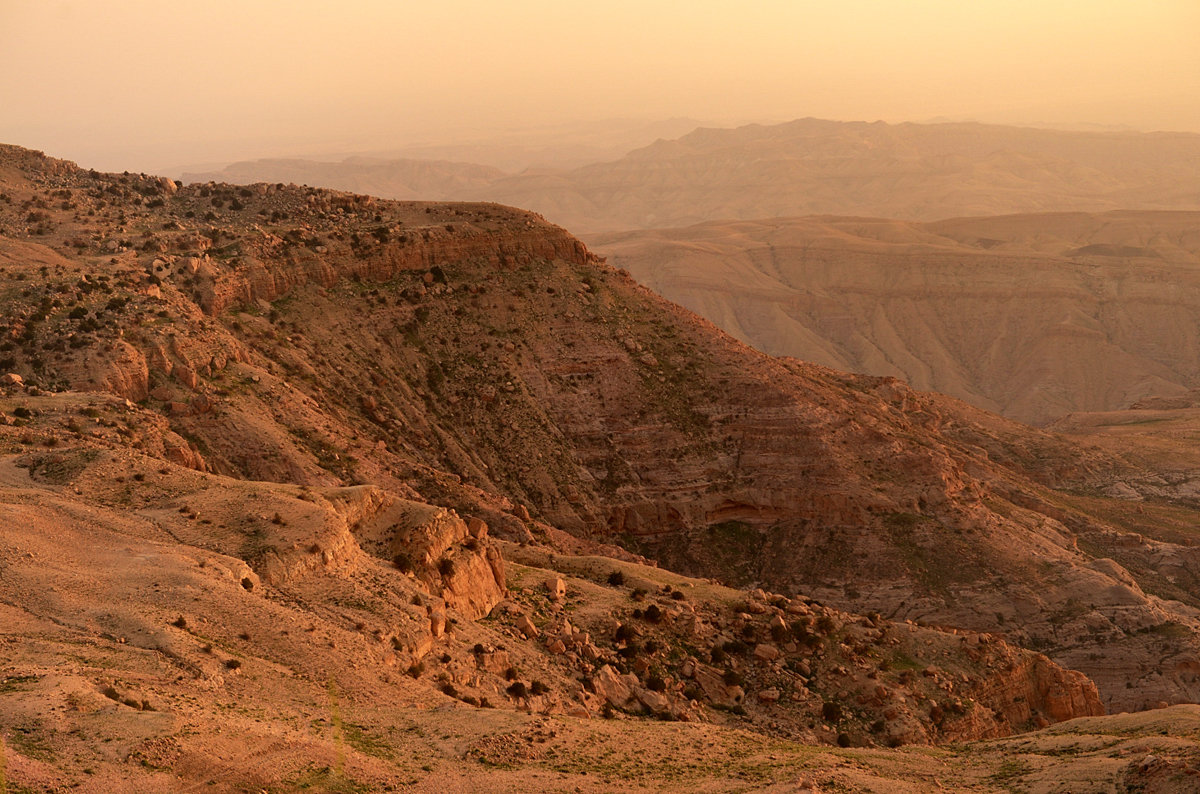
[2,0,1199,172]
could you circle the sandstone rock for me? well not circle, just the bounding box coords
[516,614,539,639]
[693,663,745,708]
[756,688,781,704]
[544,577,566,601]
[475,649,510,676]
[174,364,199,390]
[637,688,670,714]
[754,643,781,662]
[1,373,24,387]
[467,517,488,539]
[593,664,637,707]
[379,500,506,621]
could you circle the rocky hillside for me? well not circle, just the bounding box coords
[591,210,1200,425]
[2,145,1200,790]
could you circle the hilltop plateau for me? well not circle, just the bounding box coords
[1,144,1199,790]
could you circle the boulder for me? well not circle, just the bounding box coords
[754,643,781,662]
[756,688,781,704]
[594,664,638,707]
[638,688,670,714]
[544,577,566,601]
[516,614,539,638]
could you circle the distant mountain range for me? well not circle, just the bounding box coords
[185,117,1200,233]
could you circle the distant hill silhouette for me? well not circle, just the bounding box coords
[184,117,1200,233]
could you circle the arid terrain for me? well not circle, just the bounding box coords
[2,144,1200,792]
[186,118,1200,234]
[591,210,1200,425]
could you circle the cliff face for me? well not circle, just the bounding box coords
[197,212,594,317]
[0,144,1196,715]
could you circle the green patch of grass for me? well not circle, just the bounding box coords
[340,722,394,760]
[0,675,39,694]
[889,652,924,671]
[7,723,55,763]
[276,764,372,793]
[1141,621,1192,639]
[990,756,1029,784]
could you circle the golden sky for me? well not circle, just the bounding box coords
[2,0,1198,171]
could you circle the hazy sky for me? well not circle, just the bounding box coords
[2,0,1198,172]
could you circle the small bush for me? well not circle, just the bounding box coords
[506,681,527,699]
[617,641,642,659]
[606,570,625,586]
[821,701,842,722]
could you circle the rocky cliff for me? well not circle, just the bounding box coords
[1,144,1197,719]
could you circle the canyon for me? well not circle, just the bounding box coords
[1,144,1199,791]
[591,210,1200,425]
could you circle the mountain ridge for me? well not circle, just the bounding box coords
[2,143,1200,789]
